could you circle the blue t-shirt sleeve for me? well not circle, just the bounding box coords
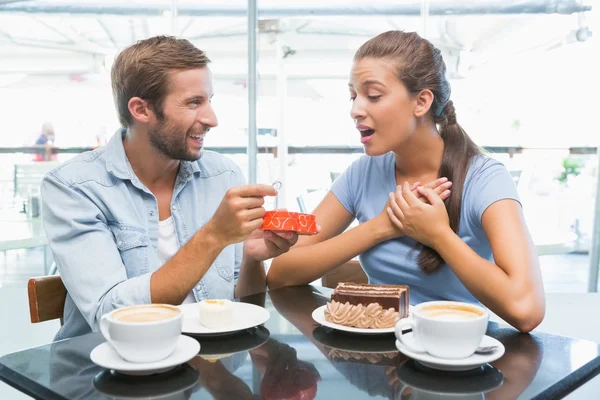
[330,156,367,217]
[465,157,521,229]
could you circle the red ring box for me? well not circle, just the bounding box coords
[261,210,318,235]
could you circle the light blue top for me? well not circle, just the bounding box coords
[41,130,244,340]
[330,152,520,305]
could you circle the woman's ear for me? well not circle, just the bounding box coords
[414,89,434,118]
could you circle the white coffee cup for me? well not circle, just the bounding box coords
[100,304,183,363]
[395,301,488,359]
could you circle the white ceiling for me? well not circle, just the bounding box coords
[0,0,593,84]
[0,0,597,148]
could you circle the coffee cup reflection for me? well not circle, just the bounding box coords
[395,362,504,400]
[93,364,198,400]
[48,334,196,400]
[100,304,182,363]
[395,301,488,359]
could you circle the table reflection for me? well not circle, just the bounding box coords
[395,363,503,399]
[486,331,543,399]
[46,289,323,399]
[269,285,404,398]
[93,365,199,400]
[36,285,548,400]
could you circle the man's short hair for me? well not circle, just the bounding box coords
[111,36,211,128]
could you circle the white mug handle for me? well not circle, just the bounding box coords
[100,313,116,348]
[395,318,426,353]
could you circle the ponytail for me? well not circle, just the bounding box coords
[416,101,481,274]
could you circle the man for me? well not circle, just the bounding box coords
[41,36,298,340]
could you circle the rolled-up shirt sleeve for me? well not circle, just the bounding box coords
[41,172,151,332]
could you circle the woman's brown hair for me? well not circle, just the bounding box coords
[354,30,481,274]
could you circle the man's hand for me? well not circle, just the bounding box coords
[205,184,277,246]
[244,229,299,263]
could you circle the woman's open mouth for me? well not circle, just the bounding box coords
[357,125,375,144]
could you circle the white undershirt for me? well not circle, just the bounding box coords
[157,217,196,304]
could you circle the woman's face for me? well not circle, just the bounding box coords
[349,57,418,156]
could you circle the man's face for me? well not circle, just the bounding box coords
[147,67,218,161]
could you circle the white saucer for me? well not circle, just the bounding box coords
[395,333,505,371]
[90,335,200,376]
[312,304,414,335]
[179,302,270,336]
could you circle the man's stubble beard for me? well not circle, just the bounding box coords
[148,117,202,162]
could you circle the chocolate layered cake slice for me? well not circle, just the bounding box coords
[332,283,410,314]
[325,283,409,329]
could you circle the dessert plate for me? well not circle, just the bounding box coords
[179,302,270,336]
[311,305,413,335]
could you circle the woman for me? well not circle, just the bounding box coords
[267,31,545,333]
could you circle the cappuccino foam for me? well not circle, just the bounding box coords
[420,305,483,321]
[113,305,179,323]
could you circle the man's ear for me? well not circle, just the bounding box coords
[128,97,152,124]
[414,89,434,118]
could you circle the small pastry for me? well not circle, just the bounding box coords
[198,299,233,328]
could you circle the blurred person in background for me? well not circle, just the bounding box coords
[33,121,57,161]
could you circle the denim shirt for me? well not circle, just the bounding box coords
[41,130,244,340]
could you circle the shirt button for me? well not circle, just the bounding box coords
[149,210,155,216]
[172,206,177,211]
[117,241,123,246]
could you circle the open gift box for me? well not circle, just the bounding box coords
[261,210,318,235]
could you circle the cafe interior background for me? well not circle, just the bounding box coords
[0,0,598,398]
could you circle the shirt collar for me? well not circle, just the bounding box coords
[105,128,132,180]
[105,128,201,182]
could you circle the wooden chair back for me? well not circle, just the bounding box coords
[27,275,66,324]
[322,259,368,288]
